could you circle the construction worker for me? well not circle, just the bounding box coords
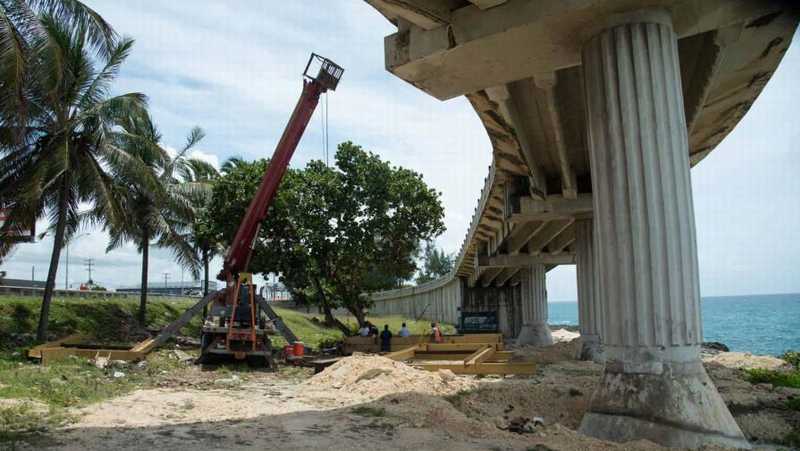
[431,322,443,343]
[398,322,410,337]
[358,323,370,337]
[380,324,393,352]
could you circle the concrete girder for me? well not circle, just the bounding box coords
[532,73,578,199]
[526,219,573,254]
[479,252,575,268]
[382,0,786,100]
[546,224,575,254]
[364,0,453,30]
[503,221,545,255]
[493,267,519,287]
[479,267,503,287]
[468,0,507,10]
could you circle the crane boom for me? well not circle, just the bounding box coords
[221,54,343,279]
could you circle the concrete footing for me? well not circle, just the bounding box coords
[579,360,750,449]
[516,322,552,346]
[576,334,602,362]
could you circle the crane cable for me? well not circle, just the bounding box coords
[319,91,330,167]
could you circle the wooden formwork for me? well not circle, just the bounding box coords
[377,335,535,376]
[27,335,147,365]
[342,333,504,354]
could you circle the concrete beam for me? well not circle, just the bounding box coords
[479,252,575,268]
[468,0,507,10]
[479,267,503,287]
[533,73,578,199]
[382,0,785,99]
[504,221,545,255]
[527,219,573,254]
[493,267,519,287]
[365,0,452,30]
[546,225,575,254]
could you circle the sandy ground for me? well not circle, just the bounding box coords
[9,337,800,451]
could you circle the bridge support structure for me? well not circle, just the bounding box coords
[575,219,602,362]
[578,10,748,448]
[516,264,552,346]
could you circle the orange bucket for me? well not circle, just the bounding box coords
[283,344,295,359]
[292,341,305,357]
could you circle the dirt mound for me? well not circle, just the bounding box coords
[306,354,477,397]
[551,328,580,343]
[512,340,581,364]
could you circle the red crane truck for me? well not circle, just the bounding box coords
[198,54,343,368]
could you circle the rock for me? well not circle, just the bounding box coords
[703,342,730,353]
[136,361,148,369]
[94,356,109,369]
[437,369,456,383]
[171,350,195,364]
[112,371,125,378]
[214,374,241,386]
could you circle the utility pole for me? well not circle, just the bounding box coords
[84,258,94,284]
[163,272,170,294]
[31,265,34,283]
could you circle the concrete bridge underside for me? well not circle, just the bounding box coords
[365,0,797,448]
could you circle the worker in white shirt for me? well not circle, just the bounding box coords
[359,324,370,336]
[398,322,411,337]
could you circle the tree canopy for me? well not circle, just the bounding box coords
[416,241,454,284]
[206,141,445,326]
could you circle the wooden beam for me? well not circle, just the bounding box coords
[426,342,502,352]
[464,346,495,366]
[527,219,573,254]
[385,344,422,361]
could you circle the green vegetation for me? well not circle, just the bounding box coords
[206,142,446,327]
[780,350,800,369]
[416,240,454,284]
[744,368,800,388]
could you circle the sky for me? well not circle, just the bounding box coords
[1,2,798,301]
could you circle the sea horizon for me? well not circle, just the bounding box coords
[547,292,800,357]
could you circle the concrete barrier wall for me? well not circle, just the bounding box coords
[365,275,462,325]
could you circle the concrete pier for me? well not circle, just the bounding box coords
[575,219,602,362]
[516,264,552,346]
[578,11,748,448]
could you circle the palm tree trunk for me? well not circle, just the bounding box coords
[37,178,69,341]
[138,229,149,325]
[202,247,209,318]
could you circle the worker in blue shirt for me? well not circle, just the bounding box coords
[380,324,393,352]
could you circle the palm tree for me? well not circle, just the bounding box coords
[180,160,220,312]
[100,112,209,324]
[0,8,148,341]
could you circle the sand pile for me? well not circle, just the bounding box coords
[703,351,792,370]
[306,354,477,397]
[551,328,580,343]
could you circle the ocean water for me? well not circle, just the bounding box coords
[548,293,800,356]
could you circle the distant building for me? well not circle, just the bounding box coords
[116,280,220,296]
[0,277,46,288]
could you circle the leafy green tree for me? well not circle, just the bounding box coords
[98,112,210,324]
[416,241,454,284]
[207,141,445,327]
[0,5,147,340]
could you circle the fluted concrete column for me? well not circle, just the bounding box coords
[516,264,552,346]
[575,219,602,362]
[578,10,748,449]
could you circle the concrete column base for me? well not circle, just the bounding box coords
[576,334,603,362]
[579,361,750,449]
[516,322,553,346]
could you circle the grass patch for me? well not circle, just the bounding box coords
[786,397,800,411]
[351,405,386,417]
[781,350,800,370]
[743,368,800,389]
[0,401,71,447]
